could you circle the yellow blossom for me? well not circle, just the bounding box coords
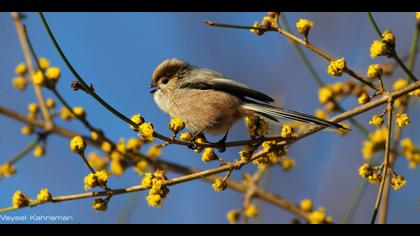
[401,138,415,151]
[239,145,255,162]
[250,21,263,36]
[101,141,112,153]
[382,30,396,45]
[318,87,333,104]
[33,145,45,158]
[87,152,108,171]
[15,62,27,75]
[300,199,313,212]
[92,198,108,211]
[226,209,241,224]
[193,137,206,153]
[0,163,16,177]
[281,157,296,171]
[369,115,384,127]
[393,79,408,91]
[396,113,411,128]
[134,160,148,175]
[315,109,328,120]
[38,57,50,70]
[369,128,388,144]
[368,173,382,184]
[180,131,193,141]
[245,115,269,138]
[147,145,161,158]
[244,204,259,218]
[110,159,125,176]
[296,18,314,36]
[280,124,293,138]
[60,107,74,121]
[391,175,407,190]
[358,92,370,104]
[21,125,34,136]
[12,191,31,208]
[168,117,185,133]
[36,189,52,203]
[70,136,87,154]
[12,76,27,91]
[32,70,45,86]
[362,140,376,160]
[45,98,55,109]
[212,179,227,192]
[126,138,142,152]
[261,16,274,27]
[28,103,39,114]
[84,170,110,190]
[370,40,388,58]
[139,122,154,141]
[141,173,154,189]
[201,148,218,163]
[358,163,372,178]
[146,194,163,208]
[45,67,60,84]
[367,64,383,79]
[308,207,327,224]
[73,106,86,118]
[130,114,144,131]
[327,58,346,77]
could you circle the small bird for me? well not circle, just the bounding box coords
[150,58,346,151]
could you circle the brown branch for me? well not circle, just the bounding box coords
[11,12,54,131]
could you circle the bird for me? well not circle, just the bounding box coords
[150,58,346,151]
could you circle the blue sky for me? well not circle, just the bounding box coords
[0,12,419,224]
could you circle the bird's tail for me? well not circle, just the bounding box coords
[241,102,347,130]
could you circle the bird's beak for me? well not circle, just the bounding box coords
[149,84,157,94]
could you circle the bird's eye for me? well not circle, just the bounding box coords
[162,78,169,84]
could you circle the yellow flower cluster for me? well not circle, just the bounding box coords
[280,157,296,171]
[319,87,333,104]
[147,145,162,158]
[300,199,313,212]
[369,115,384,128]
[32,71,46,86]
[280,124,293,138]
[101,141,113,153]
[130,113,144,131]
[180,131,193,141]
[28,103,39,114]
[358,92,370,105]
[362,128,387,161]
[110,150,126,176]
[141,169,169,208]
[12,62,28,91]
[254,141,288,170]
[92,198,108,211]
[0,163,16,178]
[382,30,396,46]
[134,160,148,175]
[370,40,388,59]
[212,179,227,192]
[21,125,34,136]
[139,122,154,141]
[327,58,346,77]
[308,207,333,224]
[70,136,87,154]
[36,189,52,203]
[33,145,45,158]
[226,209,241,224]
[60,107,74,121]
[367,64,383,79]
[250,13,278,36]
[358,163,382,185]
[396,113,410,128]
[239,145,257,162]
[244,204,259,218]
[393,79,408,91]
[400,138,420,169]
[45,67,61,86]
[30,58,61,88]
[168,117,185,134]
[87,152,109,171]
[73,106,86,118]
[250,21,264,36]
[84,170,110,191]
[201,148,218,163]
[38,57,50,69]
[46,98,55,109]
[390,175,406,191]
[245,115,269,139]
[12,191,31,208]
[296,18,314,37]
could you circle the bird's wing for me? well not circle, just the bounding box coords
[178,68,274,103]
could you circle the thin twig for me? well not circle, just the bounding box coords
[3,137,41,166]
[370,98,393,224]
[10,12,54,131]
